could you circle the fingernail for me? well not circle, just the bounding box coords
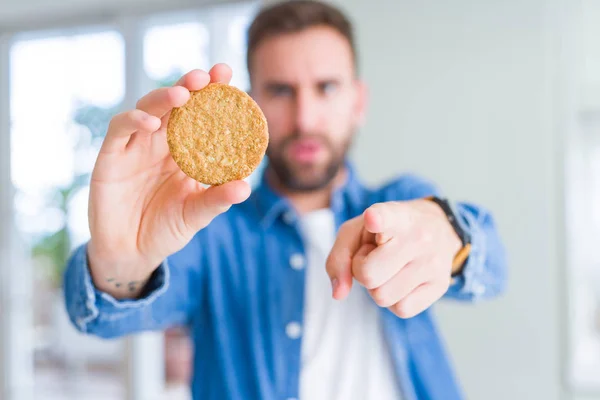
[331,278,339,294]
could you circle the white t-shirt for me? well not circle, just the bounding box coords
[297,208,403,400]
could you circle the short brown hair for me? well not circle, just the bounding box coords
[246,0,357,75]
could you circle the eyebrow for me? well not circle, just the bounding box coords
[262,78,343,90]
[316,78,342,87]
[263,81,293,91]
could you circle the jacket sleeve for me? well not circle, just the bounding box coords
[385,173,508,301]
[62,235,205,339]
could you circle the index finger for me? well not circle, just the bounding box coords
[325,216,363,300]
[174,64,232,91]
[136,69,213,119]
[150,66,232,126]
[135,86,190,119]
[174,69,211,90]
[208,63,233,83]
[101,109,162,153]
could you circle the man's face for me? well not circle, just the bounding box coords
[250,26,367,192]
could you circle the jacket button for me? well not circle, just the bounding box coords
[285,322,302,339]
[289,253,305,270]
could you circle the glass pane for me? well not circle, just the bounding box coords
[226,13,253,90]
[10,30,126,399]
[212,1,259,92]
[569,112,600,390]
[144,22,210,88]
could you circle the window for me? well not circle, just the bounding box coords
[10,29,127,399]
[1,2,260,399]
[568,111,600,392]
[11,29,125,282]
[567,1,600,393]
[143,21,210,88]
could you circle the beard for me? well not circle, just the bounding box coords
[266,131,353,192]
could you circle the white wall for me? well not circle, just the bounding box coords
[581,0,600,110]
[581,0,600,87]
[330,0,574,399]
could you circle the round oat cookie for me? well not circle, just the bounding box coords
[166,82,269,186]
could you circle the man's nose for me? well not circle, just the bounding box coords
[294,90,320,134]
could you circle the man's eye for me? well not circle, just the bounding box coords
[319,82,338,95]
[270,85,293,97]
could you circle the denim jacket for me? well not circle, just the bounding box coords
[63,163,507,400]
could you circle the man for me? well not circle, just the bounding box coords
[64,1,507,399]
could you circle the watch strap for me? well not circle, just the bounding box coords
[425,196,471,277]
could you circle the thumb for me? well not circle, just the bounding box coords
[363,202,403,245]
[183,180,251,231]
[363,203,387,234]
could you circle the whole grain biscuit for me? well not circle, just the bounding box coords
[167,82,269,185]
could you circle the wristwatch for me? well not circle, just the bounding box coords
[426,196,471,277]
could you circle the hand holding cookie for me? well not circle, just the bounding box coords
[87,64,267,299]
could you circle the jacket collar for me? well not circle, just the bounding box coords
[254,160,366,229]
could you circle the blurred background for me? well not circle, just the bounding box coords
[0,0,598,399]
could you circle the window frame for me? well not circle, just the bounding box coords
[566,108,600,395]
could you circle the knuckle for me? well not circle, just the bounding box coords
[393,300,414,319]
[415,227,433,245]
[355,265,377,289]
[166,86,188,105]
[430,256,449,278]
[324,254,337,276]
[326,251,347,271]
[128,109,145,122]
[165,86,180,104]
[404,206,416,227]
[370,288,390,307]
[363,275,377,290]
[186,69,208,82]
[131,109,147,121]
[324,252,334,269]
[108,111,133,131]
